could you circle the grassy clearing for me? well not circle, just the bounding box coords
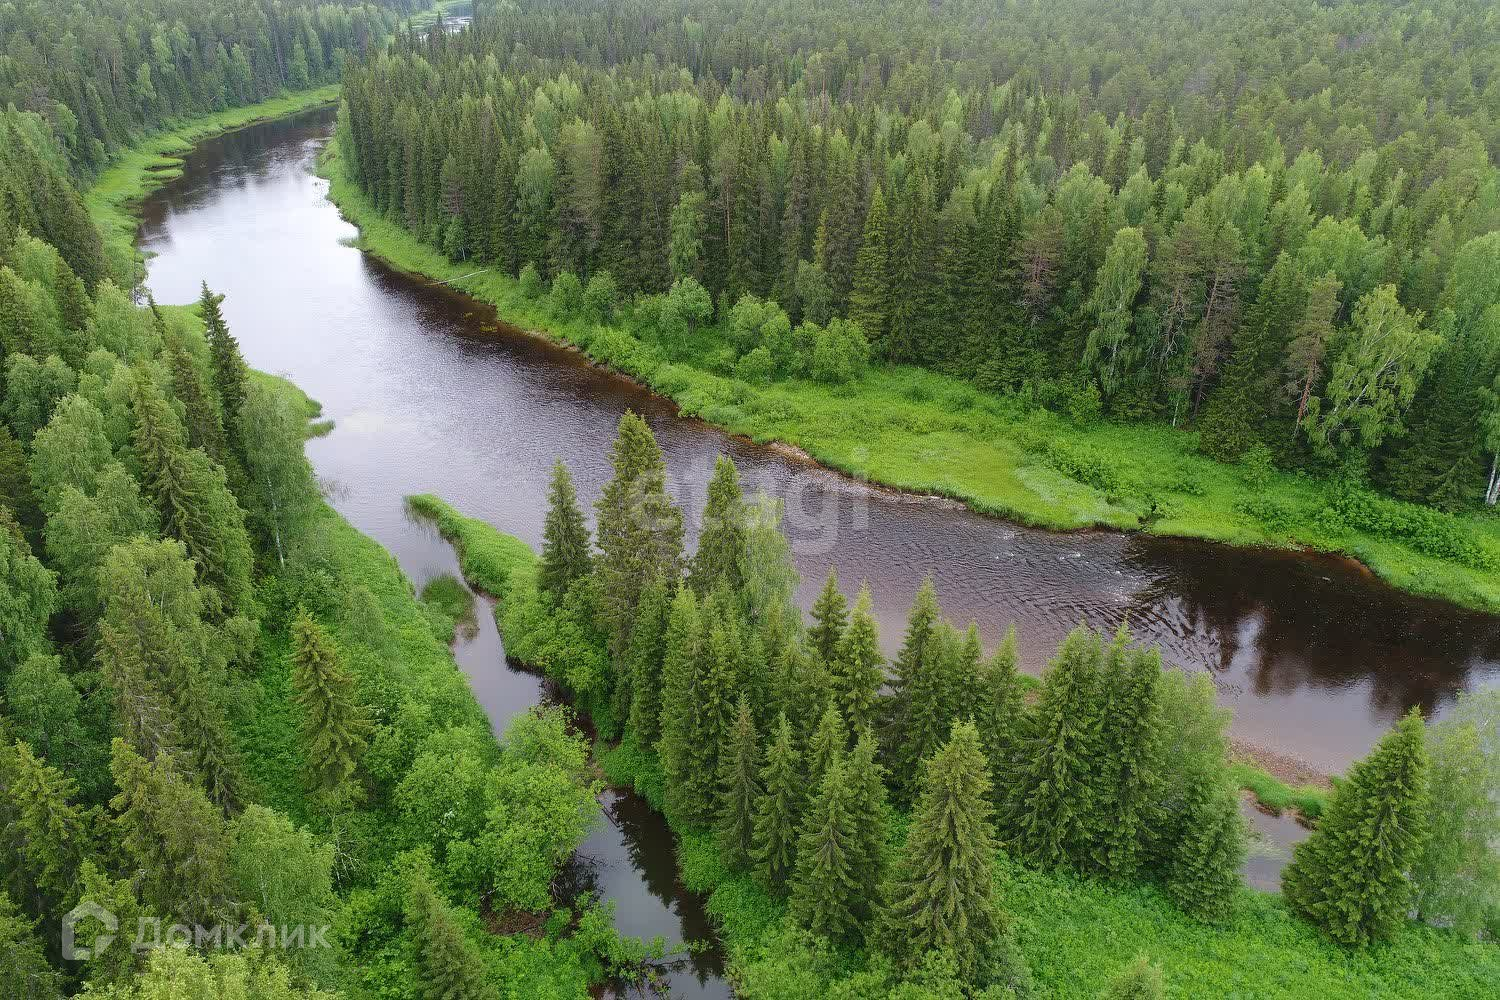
[420,572,478,643]
[411,497,1500,999]
[1230,762,1330,822]
[321,140,1500,613]
[405,493,536,595]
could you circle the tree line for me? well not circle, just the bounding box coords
[506,409,1500,993]
[338,0,1500,509]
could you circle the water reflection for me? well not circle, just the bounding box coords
[136,106,1500,785]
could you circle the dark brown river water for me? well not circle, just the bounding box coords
[134,108,1500,978]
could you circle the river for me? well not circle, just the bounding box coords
[134,106,1500,985]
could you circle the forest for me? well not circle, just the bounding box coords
[337,0,1500,515]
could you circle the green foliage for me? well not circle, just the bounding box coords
[1099,955,1166,999]
[717,694,763,868]
[538,458,592,601]
[291,611,372,803]
[690,455,748,595]
[789,757,860,941]
[832,583,883,732]
[1283,710,1431,946]
[753,712,805,891]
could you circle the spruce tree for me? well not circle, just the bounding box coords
[686,609,741,822]
[291,611,371,803]
[753,712,805,890]
[5,742,91,904]
[1282,709,1431,946]
[832,583,884,733]
[788,757,860,941]
[717,695,763,869]
[199,283,247,444]
[849,186,891,342]
[659,586,708,820]
[164,330,227,461]
[1003,625,1105,869]
[406,870,497,1000]
[595,411,684,655]
[884,577,946,800]
[806,568,848,668]
[1163,769,1246,921]
[538,459,592,601]
[689,455,747,595]
[624,581,670,745]
[977,624,1026,801]
[844,725,888,923]
[879,721,1011,983]
[806,702,848,792]
[1095,633,1166,877]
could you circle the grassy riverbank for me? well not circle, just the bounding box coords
[321,140,1500,613]
[405,493,1499,999]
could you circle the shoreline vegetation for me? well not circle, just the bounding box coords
[404,492,1495,999]
[318,139,1500,615]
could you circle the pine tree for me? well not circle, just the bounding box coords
[832,583,883,733]
[752,712,804,890]
[1095,632,1166,877]
[788,757,860,941]
[538,459,592,601]
[879,720,1011,983]
[199,283,247,444]
[806,702,848,792]
[844,725,888,923]
[848,186,891,343]
[717,695,763,869]
[291,611,371,803]
[595,411,684,655]
[624,581,670,745]
[1003,625,1105,869]
[406,870,497,1000]
[1163,768,1246,920]
[689,455,747,595]
[1282,709,1431,946]
[977,624,1026,800]
[806,568,848,668]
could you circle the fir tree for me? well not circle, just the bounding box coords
[788,757,859,941]
[879,721,1012,984]
[624,581,670,745]
[1003,625,1105,869]
[1163,769,1246,921]
[689,455,747,595]
[1095,631,1166,877]
[291,611,371,803]
[5,742,91,904]
[884,579,954,802]
[538,459,591,601]
[1282,709,1431,946]
[848,186,891,342]
[199,283,247,444]
[406,870,497,1000]
[594,411,684,655]
[753,712,805,890]
[806,568,848,668]
[659,586,707,819]
[977,624,1026,800]
[686,609,742,822]
[832,583,883,733]
[844,725,888,923]
[0,892,62,1000]
[717,695,763,869]
[806,702,848,792]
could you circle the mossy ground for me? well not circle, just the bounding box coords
[320,142,1500,614]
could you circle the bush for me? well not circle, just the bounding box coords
[1241,444,1276,491]
[809,317,869,385]
[517,262,544,299]
[1318,488,1500,570]
[1238,495,1297,536]
[548,270,584,317]
[734,345,776,385]
[582,270,618,324]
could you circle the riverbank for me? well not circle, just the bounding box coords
[85,86,342,286]
[319,139,1500,615]
[405,492,1498,999]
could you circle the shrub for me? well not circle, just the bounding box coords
[548,270,584,317]
[734,345,776,385]
[809,317,869,384]
[582,270,619,324]
[1318,488,1500,570]
[517,262,544,299]
[1241,444,1276,491]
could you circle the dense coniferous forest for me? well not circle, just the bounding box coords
[339,0,1500,512]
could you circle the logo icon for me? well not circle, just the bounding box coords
[62,901,117,961]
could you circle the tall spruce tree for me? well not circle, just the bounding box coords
[1282,709,1431,946]
[752,711,805,890]
[624,581,670,745]
[659,586,708,820]
[844,725,888,924]
[539,459,592,601]
[848,186,891,343]
[1095,632,1166,877]
[1163,768,1245,921]
[291,612,371,803]
[689,455,747,595]
[788,756,860,941]
[1003,625,1105,869]
[806,702,848,792]
[806,568,848,668]
[879,720,1016,985]
[405,870,497,1000]
[595,411,684,655]
[717,695,763,868]
[832,583,883,733]
[199,283,247,446]
[883,578,945,799]
[977,624,1027,802]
